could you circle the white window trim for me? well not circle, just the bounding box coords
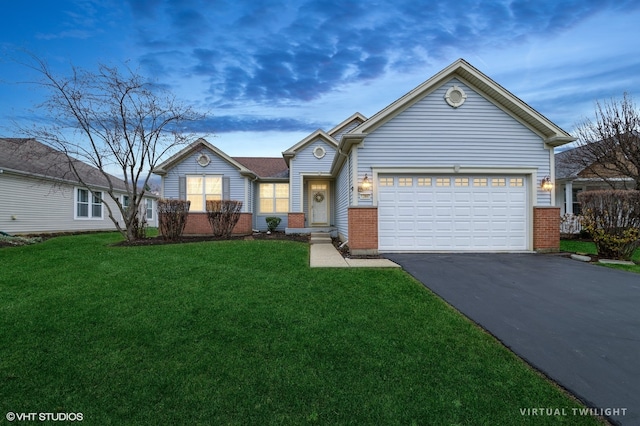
[259,182,289,214]
[145,198,154,220]
[74,187,104,220]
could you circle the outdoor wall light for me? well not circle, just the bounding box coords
[540,176,553,191]
[360,174,372,192]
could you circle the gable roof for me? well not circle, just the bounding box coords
[282,129,337,166]
[327,112,367,138]
[233,157,289,179]
[0,137,127,190]
[154,138,255,177]
[348,58,575,147]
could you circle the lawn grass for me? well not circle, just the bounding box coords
[560,239,640,273]
[1,234,603,425]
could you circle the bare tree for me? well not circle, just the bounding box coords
[569,93,640,190]
[17,55,204,241]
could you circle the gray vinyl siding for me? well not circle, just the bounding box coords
[357,78,553,206]
[162,147,246,209]
[289,138,336,213]
[335,154,350,239]
[0,172,128,234]
[332,120,363,141]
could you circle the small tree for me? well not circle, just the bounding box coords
[206,200,243,238]
[158,199,191,241]
[569,93,640,190]
[16,54,204,242]
[578,190,640,260]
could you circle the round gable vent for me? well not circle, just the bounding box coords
[197,153,210,167]
[313,146,326,159]
[445,85,467,108]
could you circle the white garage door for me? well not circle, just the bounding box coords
[378,175,528,251]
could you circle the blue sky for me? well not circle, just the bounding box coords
[1,0,640,157]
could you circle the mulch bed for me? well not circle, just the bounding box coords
[115,231,309,246]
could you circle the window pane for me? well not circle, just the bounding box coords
[492,178,506,187]
[92,204,102,218]
[275,199,288,213]
[454,178,469,187]
[379,177,393,186]
[205,176,222,195]
[78,188,88,203]
[417,178,431,186]
[187,176,203,194]
[399,177,413,187]
[77,203,88,217]
[187,195,203,212]
[123,195,130,207]
[205,194,222,202]
[510,178,524,187]
[260,184,274,198]
[260,199,274,213]
[436,178,450,187]
[275,184,289,198]
[93,192,102,204]
[473,178,487,187]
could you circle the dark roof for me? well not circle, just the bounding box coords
[555,147,587,180]
[233,156,289,179]
[0,138,127,190]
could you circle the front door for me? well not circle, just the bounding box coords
[309,182,329,226]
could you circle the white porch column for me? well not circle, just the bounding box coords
[564,180,573,215]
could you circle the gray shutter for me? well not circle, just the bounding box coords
[222,176,230,200]
[178,176,186,200]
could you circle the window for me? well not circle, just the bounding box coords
[76,188,102,219]
[510,178,524,187]
[398,177,413,187]
[454,177,469,187]
[417,177,431,186]
[436,178,450,187]
[492,178,506,187]
[145,198,154,220]
[473,178,487,187]
[260,183,289,213]
[379,177,394,186]
[186,175,222,211]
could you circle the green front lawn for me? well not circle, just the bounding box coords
[561,240,640,273]
[1,234,602,425]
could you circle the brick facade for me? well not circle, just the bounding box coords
[348,207,378,255]
[181,212,253,236]
[533,206,560,252]
[288,212,305,228]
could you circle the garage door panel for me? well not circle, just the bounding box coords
[379,174,528,251]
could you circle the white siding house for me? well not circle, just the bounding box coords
[0,138,158,235]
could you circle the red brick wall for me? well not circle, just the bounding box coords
[348,207,378,252]
[533,207,560,252]
[288,212,305,228]
[181,212,253,236]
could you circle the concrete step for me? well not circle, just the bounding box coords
[310,232,333,244]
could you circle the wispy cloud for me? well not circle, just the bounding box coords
[125,0,640,113]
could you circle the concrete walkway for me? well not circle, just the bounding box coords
[309,233,400,268]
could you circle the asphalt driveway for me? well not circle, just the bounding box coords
[385,253,640,425]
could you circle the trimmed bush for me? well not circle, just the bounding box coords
[265,216,282,232]
[206,200,243,238]
[158,199,190,240]
[578,190,640,260]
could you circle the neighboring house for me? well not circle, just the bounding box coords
[155,59,575,253]
[0,138,158,234]
[555,145,636,216]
